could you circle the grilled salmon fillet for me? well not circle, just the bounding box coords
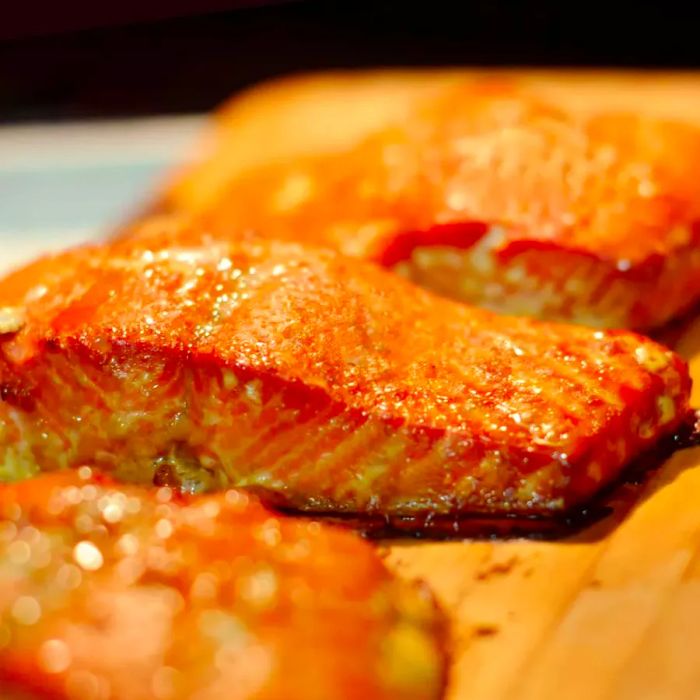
[156,73,700,330]
[0,471,445,700]
[161,70,700,214]
[0,219,691,522]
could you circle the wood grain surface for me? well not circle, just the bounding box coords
[387,316,700,700]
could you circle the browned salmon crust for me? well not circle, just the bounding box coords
[0,219,692,521]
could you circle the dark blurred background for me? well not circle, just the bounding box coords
[2,0,700,123]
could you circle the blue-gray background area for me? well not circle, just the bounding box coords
[0,159,173,271]
[0,160,170,232]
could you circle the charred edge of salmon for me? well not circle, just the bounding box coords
[278,409,700,541]
[389,225,700,331]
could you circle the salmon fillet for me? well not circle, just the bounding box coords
[0,471,445,700]
[156,75,700,330]
[0,219,691,523]
[161,70,700,215]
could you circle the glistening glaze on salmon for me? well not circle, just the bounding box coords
[0,220,692,520]
[0,471,445,700]
[158,83,700,330]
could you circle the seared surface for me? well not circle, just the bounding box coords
[0,220,691,519]
[158,77,700,329]
[0,471,445,700]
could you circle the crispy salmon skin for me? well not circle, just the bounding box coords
[0,471,445,700]
[0,219,692,520]
[157,78,700,330]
